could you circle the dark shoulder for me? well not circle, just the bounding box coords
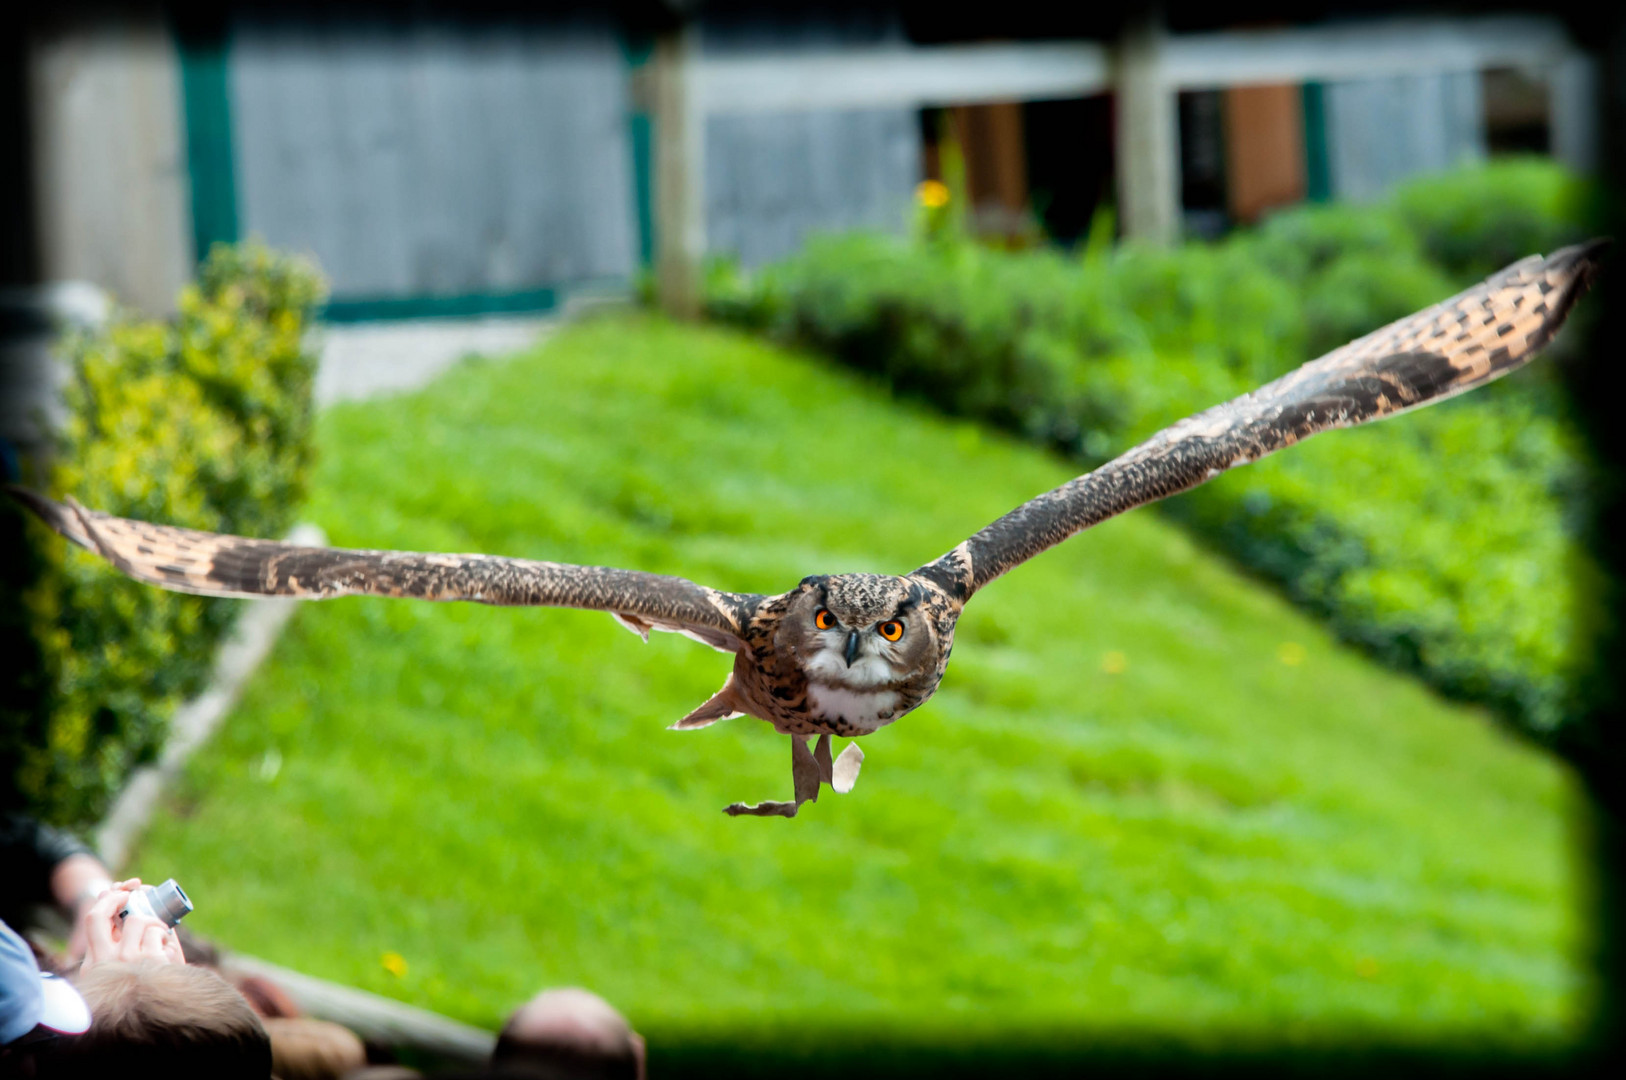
[906,575,964,639]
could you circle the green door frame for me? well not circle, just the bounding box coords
[177,27,239,261]
[1302,82,1331,203]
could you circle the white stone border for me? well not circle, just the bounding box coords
[94,523,327,870]
[220,953,497,1065]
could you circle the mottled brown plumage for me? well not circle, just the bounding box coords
[8,241,1606,817]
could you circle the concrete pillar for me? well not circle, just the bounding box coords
[1114,13,1180,246]
[28,9,194,315]
[653,22,704,320]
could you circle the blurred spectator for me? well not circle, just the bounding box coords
[23,878,266,1076]
[0,816,113,962]
[234,972,305,1019]
[173,926,220,968]
[165,925,306,1020]
[1,921,90,1075]
[490,988,644,1080]
[49,961,270,1079]
[263,1017,368,1080]
[155,928,299,1020]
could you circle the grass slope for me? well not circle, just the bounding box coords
[136,316,1585,1054]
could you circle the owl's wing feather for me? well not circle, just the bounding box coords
[8,489,759,652]
[919,240,1607,600]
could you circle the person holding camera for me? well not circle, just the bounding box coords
[70,879,187,973]
[37,878,272,1079]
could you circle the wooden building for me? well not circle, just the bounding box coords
[0,4,1601,324]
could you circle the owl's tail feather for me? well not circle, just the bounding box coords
[670,676,745,730]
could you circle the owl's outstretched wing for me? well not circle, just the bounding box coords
[917,240,1607,601]
[7,489,759,653]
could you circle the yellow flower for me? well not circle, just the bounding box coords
[916,179,950,209]
[381,951,408,978]
[1101,650,1128,675]
[1277,642,1306,666]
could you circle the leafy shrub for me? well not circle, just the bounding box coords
[1,241,325,826]
[1389,157,1595,280]
[707,159,1602,743]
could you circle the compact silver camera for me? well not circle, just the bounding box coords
[118,879,193,927]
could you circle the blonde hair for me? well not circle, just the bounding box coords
[262,1017,367,1080]
[53,961,270,1078]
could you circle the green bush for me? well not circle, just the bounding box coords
[1388,157,1595,279]
[1,241,325,826]
[706,159,1602,743]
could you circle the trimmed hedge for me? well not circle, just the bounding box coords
[707,159,1601,743]
[1,242,325,826]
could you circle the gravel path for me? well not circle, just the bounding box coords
[314,316,558,406]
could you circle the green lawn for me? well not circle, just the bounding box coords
[135,316,1587,1058]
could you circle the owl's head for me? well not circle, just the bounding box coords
[777,573,941,688]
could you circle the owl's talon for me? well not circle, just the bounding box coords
[724,800,800,817]
[725,737,822,818]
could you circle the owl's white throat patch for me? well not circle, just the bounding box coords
[807,683,901,731]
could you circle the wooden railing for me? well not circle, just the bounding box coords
[641,13,1596,315]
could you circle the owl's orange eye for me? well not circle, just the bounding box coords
[878,620,904,642]
[815,609,838,630]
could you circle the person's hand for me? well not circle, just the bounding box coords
[59,859,117,964]
[77,878,186,973]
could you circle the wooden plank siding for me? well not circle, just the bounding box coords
[698,14,921,269]
[228,15,638,311]
[704,107,920,267]
[1321,70,1486,202]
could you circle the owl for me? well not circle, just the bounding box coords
[9,242,1605,817]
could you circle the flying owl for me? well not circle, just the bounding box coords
[8,242,1605,817]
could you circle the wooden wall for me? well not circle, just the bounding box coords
[699,13,921,268]
[1321,71,1487,202]
[704,108,919,266]
[229,14,638,302]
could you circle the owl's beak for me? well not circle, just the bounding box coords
[844,631,860,666]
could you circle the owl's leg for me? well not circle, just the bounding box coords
[723,736,821,818]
